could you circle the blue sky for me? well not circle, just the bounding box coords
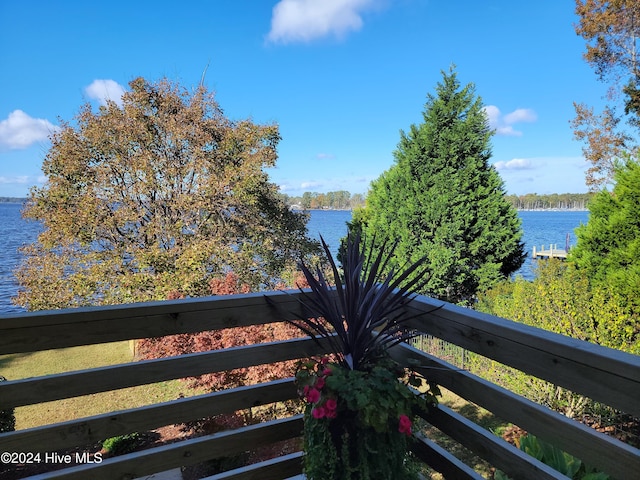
[0,0,607,198]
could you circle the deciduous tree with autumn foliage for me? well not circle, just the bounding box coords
[15,77,319,310]
[572,0,640,189]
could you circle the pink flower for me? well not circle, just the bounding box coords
[315,377,325,389]
[306,388,321,403]
[324,398,337,412]
[322,368,332,376]
[326,408,337,419]
[312,406,326,419]
[320,357,329,365]
[398,414,412,436]
[302,385,310,396]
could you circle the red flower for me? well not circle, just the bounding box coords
[326,408,337,419]
[398,414,412,436]
[324,398,337,412]
[320,357,329,365]
[322,368,332,376]
[315,377,325,389]
[306,388,321,403]
[312,406,326,419]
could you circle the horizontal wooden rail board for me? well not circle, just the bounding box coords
[0,337,328,409]
[392,342,640,480]
[406,294,640,416]
[29,415,303,480]
[206,451,303,480]
[0,290,309,355]
[411,433,483,480]
[419,404,565,480]
[0,379,298,454]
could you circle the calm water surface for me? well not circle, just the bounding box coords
[305,209,589,281]
[0,203,41,315]
[0,205,588,315]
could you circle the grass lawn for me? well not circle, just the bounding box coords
[0,341,204,430]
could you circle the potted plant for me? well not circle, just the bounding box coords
[276,233,440,480]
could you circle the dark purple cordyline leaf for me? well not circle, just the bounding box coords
[269,232,441,370]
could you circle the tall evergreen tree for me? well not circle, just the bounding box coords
[352,68,525,304]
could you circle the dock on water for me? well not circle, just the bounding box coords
[532,244,568,259]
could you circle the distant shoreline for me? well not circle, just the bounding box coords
[0,198,589,213]
[298,207,589,212]
[517,208,589,212]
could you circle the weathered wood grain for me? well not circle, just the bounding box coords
[419,404,566,480]
[0,290,309,355]
[0,378,298,454]
[0,337,328,409]
[205,451,303,480]
[411,433,483,480]
[27,415,303,480]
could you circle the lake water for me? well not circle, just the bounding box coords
[305,209,589,280]
[0,204,588,315]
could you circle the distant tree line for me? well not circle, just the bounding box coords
[1,192,593,211]
[282,190,366,210]
[504,193,594,210]
[281,191,593,211]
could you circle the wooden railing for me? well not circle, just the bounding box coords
[0,291,638,479]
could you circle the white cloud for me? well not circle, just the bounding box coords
[0,110,58,150]
[495,156,588,195]
[483,105,537,136]
[494,158,534,171]
[0,175,30,184]
[85,79,126,107]
[301,181,323,189]
[504,108,537,124]
[267,0,381,44]
[483,105,500,128]
[278,183,296,192]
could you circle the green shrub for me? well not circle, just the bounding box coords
[102,432,142,456]
[474,260,639,419]
[477,259,639,354]
[0,376,16,433]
